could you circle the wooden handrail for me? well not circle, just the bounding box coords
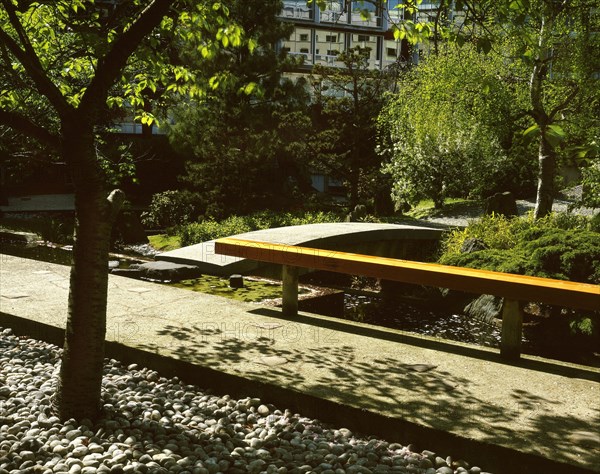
[215,237,599,360]
[215,237,599,311]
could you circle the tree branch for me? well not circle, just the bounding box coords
[432,0,447,55]
[549,85,579,121]
[0,0,71,115]
[79,0,175,117]
[0,109,60,149]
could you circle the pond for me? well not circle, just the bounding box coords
[0,240,144,269]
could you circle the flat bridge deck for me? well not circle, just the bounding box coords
[1,255,598,473]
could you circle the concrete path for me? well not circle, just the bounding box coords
[157,223,444,275]
[1,254,599,473]
[0,194,75,212]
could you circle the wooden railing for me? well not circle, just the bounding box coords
[215,237,600,360]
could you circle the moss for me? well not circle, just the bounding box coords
[148,234,181,252]
[170,275,309,303]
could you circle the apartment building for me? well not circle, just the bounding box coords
[277,1,442,70]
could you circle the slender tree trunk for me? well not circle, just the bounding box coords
[530,10,556,219]
[534,135,556,219]
[349,168,360,208]
[52,120,124,421]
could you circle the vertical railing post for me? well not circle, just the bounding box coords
[282,265,299,316]
[500,299,523,360]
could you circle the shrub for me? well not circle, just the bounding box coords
[140,190,199,229]
[439,213,600,284]
[178,210,343,246]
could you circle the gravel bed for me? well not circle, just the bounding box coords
[423,198,596,228]
[0,328,492,474]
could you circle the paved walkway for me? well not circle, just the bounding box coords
[1,255,599,473]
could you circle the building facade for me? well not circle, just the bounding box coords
[277,1,442,70]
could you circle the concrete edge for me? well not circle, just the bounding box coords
[1,311,597,474]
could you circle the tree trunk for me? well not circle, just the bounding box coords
[530,10,555,220]
[52,120,123,421]
[534,135,556,219]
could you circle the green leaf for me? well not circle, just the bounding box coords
[547,124,566,139]
[248,38,258,53]
[393,28,406,41]
[476,37,492,54]
[242,82,257,95]
[522,124,540,144]
[545,124,566,148]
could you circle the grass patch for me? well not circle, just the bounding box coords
[148,234,181,252]
[407,198,481,220]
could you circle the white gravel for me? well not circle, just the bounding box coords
[0,327,492,474]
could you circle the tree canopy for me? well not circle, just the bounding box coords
[451,0,600,217]
[379,43,532,209]
[164,0,313,218]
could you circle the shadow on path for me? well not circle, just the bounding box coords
[138,317,600,472]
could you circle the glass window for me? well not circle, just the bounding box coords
[387,0,405,22]
[351,0,380,27]
[315,30,346,66]
[280,27,313,64]
[281,0,313,20]
[351,33,380,68]
[321,0,348,23]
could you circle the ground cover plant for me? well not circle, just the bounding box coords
[439,213,600,355]
[177,210,343,246]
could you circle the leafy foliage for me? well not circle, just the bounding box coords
[440,213,600,284]
[178,210,342,246]
[140,190,200,229]
[450,0,600,218]
[379,44,532,210]
[164,0,313,218]
[310,46,396,210]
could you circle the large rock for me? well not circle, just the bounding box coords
[113,210,148,245]
[463,294,503,324]
[484,191,518,217]
[460,238,488,253]
[132,261,202,282]
[0,230,40,243]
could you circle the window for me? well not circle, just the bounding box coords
[300,48,309,53]
[300,34,309,41]
[357,35,370,42]
[325,34,338,42]
[387,47,397,57]
[327,50,340,56]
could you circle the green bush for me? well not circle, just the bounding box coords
[178,210,343,246]
[140,190,199,229]
[439,213,600,284]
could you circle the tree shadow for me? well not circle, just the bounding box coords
[137,314,600,471]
